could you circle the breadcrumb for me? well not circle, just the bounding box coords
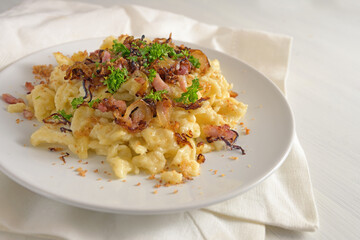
[213,170,218,175]
[93,169,98,173]
[154,184,161,188]
[96,178,102,181]
[122,179,126,182]
[135,182,141,186]
[247,164,252,168]
[76,167,87,177]
[148,174,156,180]
[173,189,178,194]
[78,160,82,163]
[153,190,158,194]
[220,174,225,177]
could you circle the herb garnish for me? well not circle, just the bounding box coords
[55,110,73,121]
[175,78,201,104]
[189,56,200,68]
[88,98,101,108]
[111,40,130,57]
[144,89,168,101]
[71,97,84,109]
[148,69,157,83]
[104,66,128,94]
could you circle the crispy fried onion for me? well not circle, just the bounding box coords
[189,49,211,74]
[60,127,72,133]
[82,80,93,101]
[197,153,206,164]
[156,97,172,128]
[173,97,209,110]
[114,99,153,133]
[203,124,245,154]
[174,131,193,148]
[43,113,71,125]
[64,62,93,80]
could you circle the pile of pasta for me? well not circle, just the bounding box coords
[6,35,247,184]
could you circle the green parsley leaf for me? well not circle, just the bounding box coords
[88,98,101,108]
[52,114,60,120]
[111,40,130,57]
[95,62,100,68]
[35,96,40,100]
[144,89,168,101]
[71,97,84,109]
[176,49,189,58]
[110,58,117,63]
[104,66,128,94]
[92,73,96,79]
[189,55,200,68]
[58,110,73,121]
[175,78,201,104]
[147,43,177,63]
[128,56,138,62]
[148,69,157,83]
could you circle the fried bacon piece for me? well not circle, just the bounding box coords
[2,94,24,104]
[156,97,172,128]
[176,59,192,76]
[96,97,127,114]
[178,75,187,92]
[203,124,245,154]
[25,82,35,93]
[23,110,34,120]
[152,73,170,92]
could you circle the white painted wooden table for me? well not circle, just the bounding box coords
[1,0,359,239]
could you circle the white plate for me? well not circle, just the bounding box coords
[0,38,294,215]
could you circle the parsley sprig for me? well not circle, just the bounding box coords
[147,69,157,83]
[189,55,200,68]
[88,98,101,108]
[53,110,73,121]
[111,40,130,57]
[144,89,168,101]
[71,97,84,109]
[175,78,201,104]
[104,66,128,94]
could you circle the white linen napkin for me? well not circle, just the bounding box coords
[0,1,319,239]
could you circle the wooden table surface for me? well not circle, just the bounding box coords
[1,0,359,239]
